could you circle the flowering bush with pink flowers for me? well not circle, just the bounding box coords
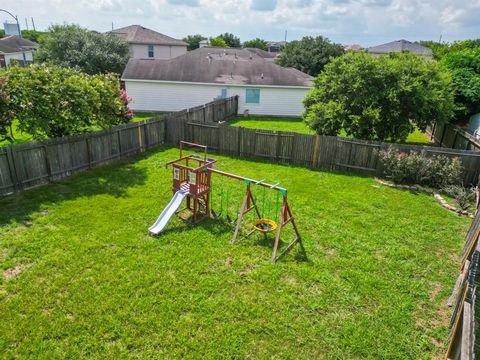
[0,75,15,142]
[1,64,132,139]
[380,146,463,188]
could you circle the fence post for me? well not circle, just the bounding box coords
[237,127,242,156]
[85,136,92,168]
[203,105,206,124]
[43,145,52,182]
[439,124,447,147]
[117,129,123,158]
[143,121,149,149]
[312,135,320,167]
[452,130,459,149]
[5,147,21,191]
[137,123,144,152]
[430,122,436,141]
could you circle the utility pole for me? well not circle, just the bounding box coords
[31,17,36,31]
[0,9,27,64]
[25,17,28,30]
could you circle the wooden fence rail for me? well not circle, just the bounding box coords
[0,96,239,196]
[165,121,480,186]
[446,211,480,360]
[427,123,480,152]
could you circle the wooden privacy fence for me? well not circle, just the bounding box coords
[0,96,238,196]
[428,123,480,152]
[446,211,480,360]
[165,121,480,185]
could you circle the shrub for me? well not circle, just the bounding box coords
[3,64,132,139]
[303,52,455,142]
[0,75,15,142]
[379,147,463,188]
[443,185,477,210]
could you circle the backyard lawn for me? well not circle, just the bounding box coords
[0,145,468,358]
[228,116,433,145]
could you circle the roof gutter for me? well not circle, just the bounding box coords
[121,78,312,90]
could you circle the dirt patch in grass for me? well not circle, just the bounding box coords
[3,264,28,280]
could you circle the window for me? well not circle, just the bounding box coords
[148,45,154,58]
[245,88,260,104]
[220,88,227,99]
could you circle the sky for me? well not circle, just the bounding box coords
[2,0,479,46]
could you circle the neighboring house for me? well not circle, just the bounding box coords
[122,47,313,117]
[344,44,362,51]
[199,40,209,48]
[267,41,286,53]
[367,39,432,58]
[0,35,37,68]
[243,47,278,62]
[109,25,187,60]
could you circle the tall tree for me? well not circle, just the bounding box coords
[35,24,129,75]
[183,34,207,51]
[440,48,480,124]
[303,52,454,142]
[276,36,345,76]
[243,38,268,51]
[209,37,228,48]
[218,33,241,48]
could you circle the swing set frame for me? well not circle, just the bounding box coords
[210,169,302,262]
[165,141,302,262]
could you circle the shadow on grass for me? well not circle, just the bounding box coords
[0,159,149,227]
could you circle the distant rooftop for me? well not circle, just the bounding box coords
[0,35,37,54]
[122,47,312,87]
[367,39,432,56]
[108,25,187,46]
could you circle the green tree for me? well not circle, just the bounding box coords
[183,34,207,51]
[35,24,129,75]
[4,64,132,139]
[276,36,345,76]
[21,30,47,43]
[218,33,241,48]
[416,40,449,60]
[209,36,228,48]
[440,48,480,123]
[243,38,268,51]
[303,52,454,142]
[0,29,5,38]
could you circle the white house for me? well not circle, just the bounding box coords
[109,25,187,60]
[122,48,313,117]
[0,35,37,68]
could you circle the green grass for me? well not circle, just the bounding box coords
[0,146,469,358]
[0,114,165,148]
[228,116,432,145]
[0,120,33,147]
[132,112,166,122]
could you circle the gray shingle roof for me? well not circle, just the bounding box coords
[122,47,312,87]
[109,25,187,46]
[367,39,432,56]
[0,35,37,54]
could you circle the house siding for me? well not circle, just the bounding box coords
[124,80,310,117]
[4,51,34,67]
[129,44,187,59]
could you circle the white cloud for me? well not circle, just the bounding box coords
[1,0,478,45]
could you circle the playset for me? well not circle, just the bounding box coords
[149,141,302,262]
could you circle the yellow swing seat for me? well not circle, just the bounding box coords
[253,218,278,233]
